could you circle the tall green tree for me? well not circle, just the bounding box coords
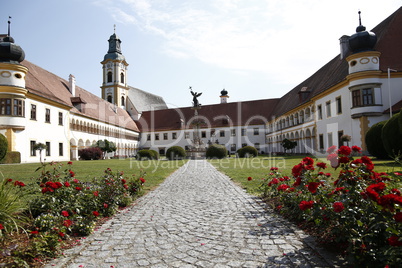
[96,139,117,159]
[281,138,297,154]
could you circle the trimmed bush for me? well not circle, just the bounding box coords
[0,133,8,162]
[382,110,402,158]
[365,120,389,159]
[0,151,21,164]
[166,146,186,160]
[206,144,227,159]
[237,146,258,158]
[137,149,159,160]
[78,147,103,160]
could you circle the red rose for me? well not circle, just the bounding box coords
[299,200,314,211]
[292,163,304,177]
[31,230,39,234]
[307,182,320,194]
[67,161,73,165]
[277,184,290,191]
[268,178,279,186]
[293,177,302,187]
[64,182,71,187]
[92,211,100,217]
[352,146,361,153]
[388,236,402,246]
[59,232,65,238]
[0,223,4,230]
[69,170,75,177]
[337,146,352,156]
[121,179,127,184]
[393,212,402,222]
[93,191,99,196]
[270,167,278,171]
[247,177,252,181]
[75,187,82,191]
[316,162,327,169]
[333,202,345,212]
[103,203,108,208]
[140,178,146,183]
[302,157,314,166]
[61,211,69,217]
[63,220,73,227]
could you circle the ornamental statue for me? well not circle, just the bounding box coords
[190,86,202,108]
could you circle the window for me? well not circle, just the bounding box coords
[230,144,236,152]
[172,132,177,139]
[59,143,63,156]
[30,141,36,156]
[326,101,331,118]
[155,134,159,140]
[163,133,168,140]
[319,134,324,150]
[0,98,11,115]
[352,88,374,107]
[31,104,37,120]
[338,130,344,146]
[46,142,51,156]
[45,108,50,123]
[255,143,260,150]
[231,129,236,136]
[120,73,124,84]
[13,99,24,116]
[121,96,125,106]
[220,130,225,137]
[362,88,374,106]
[253,128,259,135]
[336,97,342,114]
[201,131,206,138]
[210,129,216,137]
[185,132,189,139]
[317,105,322,120]
[328,133,333,147]
[352,90,361,107]
[241,128,246,136]
[107,95,113,103]
[58,112,63,125]
[107,72,112,83]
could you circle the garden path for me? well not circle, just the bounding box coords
[45,160,345,268]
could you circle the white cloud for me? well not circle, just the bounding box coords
[95,0,401,87]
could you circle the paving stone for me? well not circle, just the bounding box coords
[44,160,346,268]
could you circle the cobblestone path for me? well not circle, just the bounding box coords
[46,160,345,268]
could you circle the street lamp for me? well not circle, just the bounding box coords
[388,68,397,118]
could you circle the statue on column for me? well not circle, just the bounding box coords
[190,86,202,108]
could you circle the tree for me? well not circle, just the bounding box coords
[381,110,402,158]
[0,134,8,162]
[96,139,117,159]
[365,120,389,159]
[33,142,47,163]
[281,138,297,154]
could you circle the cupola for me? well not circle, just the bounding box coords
[220,88,229,104]
[348,11,377,54]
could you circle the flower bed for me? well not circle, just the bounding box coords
[250,146,402,267]
[0,161,145,267]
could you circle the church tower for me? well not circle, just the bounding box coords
[100,28,129,108]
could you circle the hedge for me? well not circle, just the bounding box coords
[237,146,258,158]
[206,144,227,159]
[166,146,186,160]
[365,120,389,159]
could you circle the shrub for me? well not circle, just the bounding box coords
[137,149,159,160]
[0,133,8,162]
[382,110,402,158]
[365,120,389,159]
[0,151,21,164]
[237,146,258,158]
[78,147,103,160]
[250,145,402,267]
[166,146,186,160]
[206,144,227,159]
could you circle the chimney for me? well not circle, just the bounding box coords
[69,74,76,96]
[339,35,350,60]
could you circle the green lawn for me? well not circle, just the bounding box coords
[0,158,189,192]
[210,155,402,195]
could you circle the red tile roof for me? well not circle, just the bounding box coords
[23,60,139,132]
[138,98,280,132]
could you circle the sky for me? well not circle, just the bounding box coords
[1,0,401,108]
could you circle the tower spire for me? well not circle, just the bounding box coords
[356,10,366,32]
[7,16,11,36]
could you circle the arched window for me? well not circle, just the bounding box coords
[107,72,112,83]
[121,96,125,106]
[120,73,124,84]
[107,95,113,103]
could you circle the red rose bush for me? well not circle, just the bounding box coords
[252,146,402,267]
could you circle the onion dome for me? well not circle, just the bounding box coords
[103,33,125,61]
[0,36,25,63]
[220,88,228,96]
[348,11,377,53]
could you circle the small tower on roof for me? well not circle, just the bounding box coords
[100,25,129,108]
[220,88,229,104]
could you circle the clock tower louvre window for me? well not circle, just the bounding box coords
[107,72,112,83]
